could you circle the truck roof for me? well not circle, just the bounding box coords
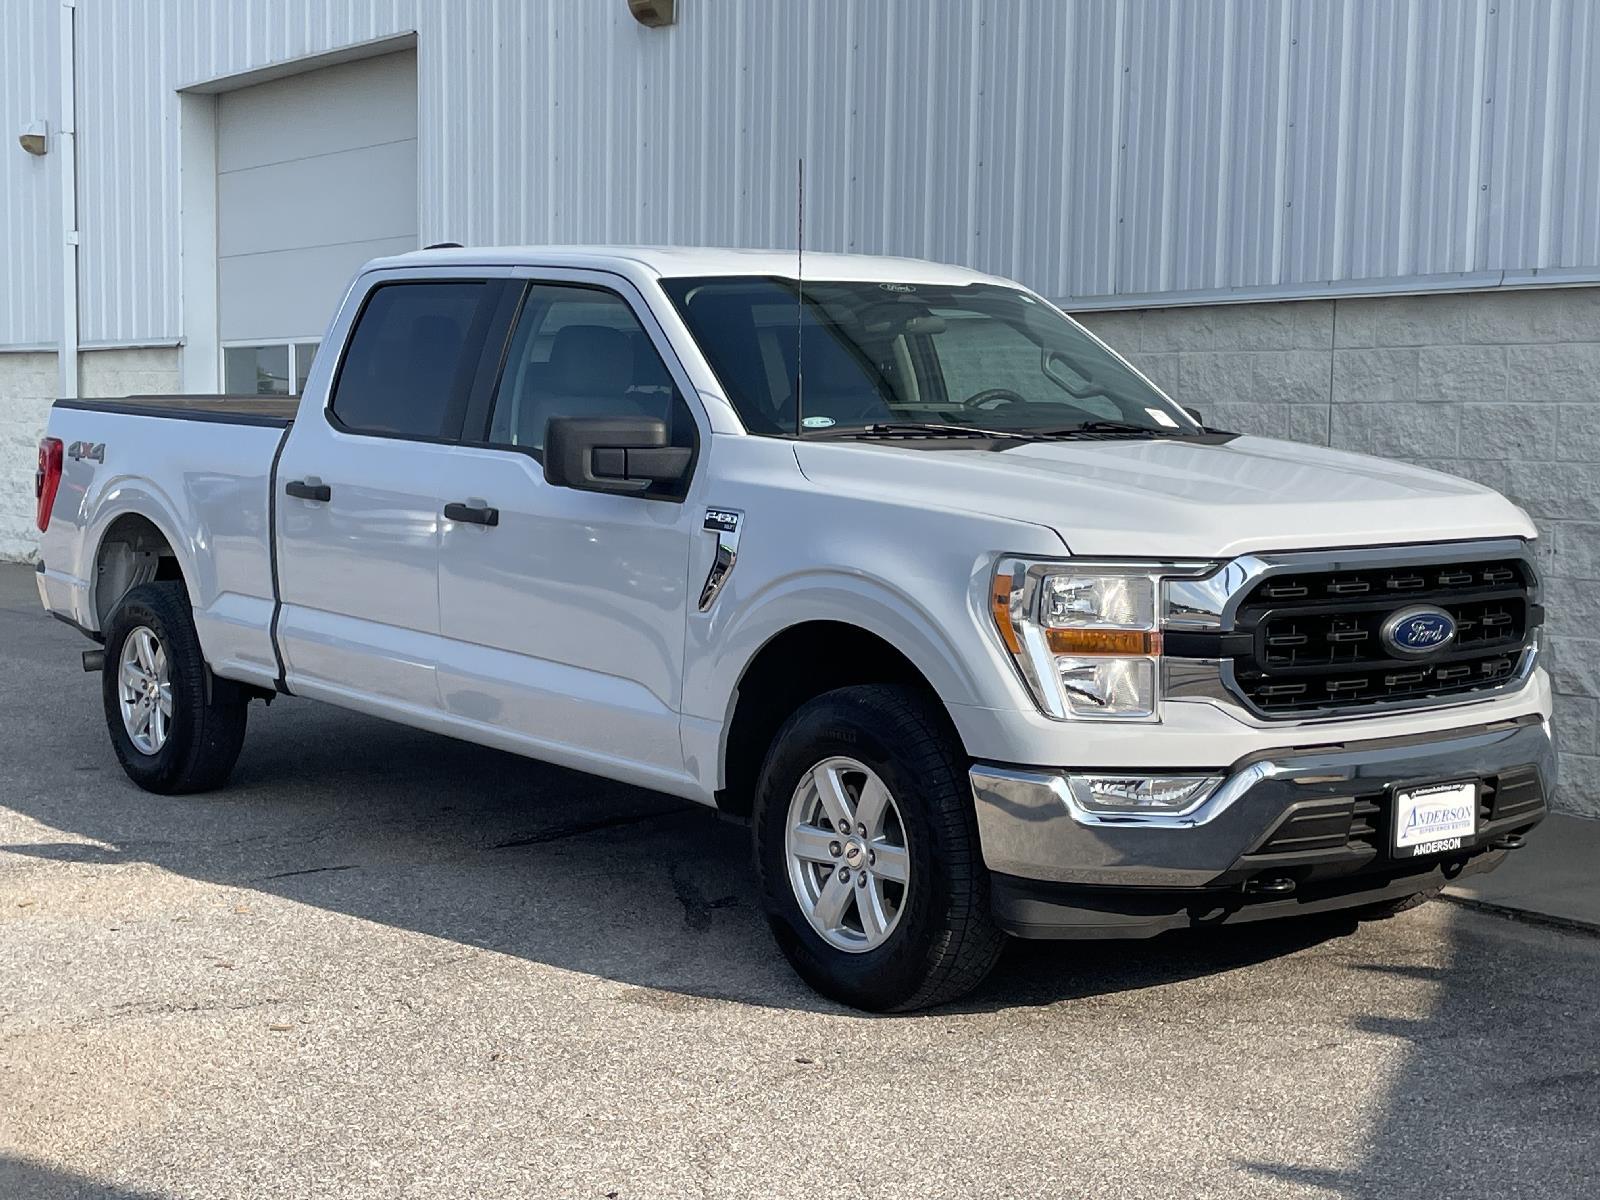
[367,244,1009,287]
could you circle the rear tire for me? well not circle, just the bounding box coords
[102,582,249,794]
[753,684,1004,1012]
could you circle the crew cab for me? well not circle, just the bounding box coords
[34,247,1553,1010]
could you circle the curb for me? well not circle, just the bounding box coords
[1440,891,1600,940]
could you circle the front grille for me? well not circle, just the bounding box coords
[1230,556,1537,717]
[1483,766,1545,823]
[1250,794,1382,857]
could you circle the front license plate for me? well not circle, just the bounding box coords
[1393,781,1478,857]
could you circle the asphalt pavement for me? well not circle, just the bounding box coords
[2,562,1598,1200]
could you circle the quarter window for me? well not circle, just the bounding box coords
[330,282,487,438]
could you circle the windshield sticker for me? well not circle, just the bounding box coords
[801,415,837,429]
[878,283,917,293]
[1146,408,1180,428]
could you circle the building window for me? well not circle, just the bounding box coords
[223,342,321,396]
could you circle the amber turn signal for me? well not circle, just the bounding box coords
[991,573,1022,653]
[1044,628,1163,656]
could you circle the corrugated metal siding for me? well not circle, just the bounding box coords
[73,0,419,346]
[6,0,1600,349]
[0,0,61,347]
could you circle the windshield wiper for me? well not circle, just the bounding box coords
[1036,419,1182,438]
[814,421,1036,440]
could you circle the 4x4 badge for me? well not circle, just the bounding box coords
[699,509,743,611]
[67,441,105,464]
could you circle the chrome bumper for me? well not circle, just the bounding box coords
[970,715,1555,889]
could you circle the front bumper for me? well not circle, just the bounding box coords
[970,713,1554,936]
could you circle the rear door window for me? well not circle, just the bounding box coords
[330,282,490,439]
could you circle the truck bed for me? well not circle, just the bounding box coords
[38,394,294,685]
[55,394,298,427]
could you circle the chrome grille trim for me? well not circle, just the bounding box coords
[1160,539,1542,724]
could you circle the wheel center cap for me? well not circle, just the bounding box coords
[843,839,866,868]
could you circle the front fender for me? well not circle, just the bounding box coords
[678,546,1054,797]
[689,567,998,720]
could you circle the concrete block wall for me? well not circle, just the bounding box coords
[0,353,62,561]
[1077,286,1600,818]
[0,348,179,563]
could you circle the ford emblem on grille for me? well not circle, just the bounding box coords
[1381,605,1457,657]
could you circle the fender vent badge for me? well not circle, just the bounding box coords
[699,508,743,612]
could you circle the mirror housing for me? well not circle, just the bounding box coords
[543,416,691,497]
[1182,406,1205,426]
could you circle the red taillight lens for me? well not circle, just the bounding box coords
[35,438,64,532]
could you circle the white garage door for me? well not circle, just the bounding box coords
[217,51,417,395]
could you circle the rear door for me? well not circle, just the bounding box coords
[432,271,707,792]
[274,272,512,711]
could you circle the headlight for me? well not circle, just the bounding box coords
[991,559,1172,721]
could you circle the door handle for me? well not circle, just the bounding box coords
[284,479,331,502]
[444,501,499,527]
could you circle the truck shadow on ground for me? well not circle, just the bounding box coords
[0,1156,168,1200]
[4,656,1368,1015]
[1237,926,1600,1198]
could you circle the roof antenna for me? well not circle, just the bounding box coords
[794,156,805,438]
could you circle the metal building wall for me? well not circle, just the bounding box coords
[0,0,61,348]
[71,0,420,347]
[5,0,1600,350]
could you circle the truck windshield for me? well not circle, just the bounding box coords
[660,276,1196,439]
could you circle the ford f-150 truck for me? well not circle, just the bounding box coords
[35,246,1552,1010]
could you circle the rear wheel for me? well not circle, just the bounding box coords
[102,582,249,794]
[753,684,1004,1011]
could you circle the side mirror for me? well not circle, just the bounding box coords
[1182,406,1205,426]
[543,416,692,497]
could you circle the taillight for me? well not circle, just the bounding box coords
[35,437,63,532]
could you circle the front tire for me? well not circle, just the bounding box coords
[102,582,249,794]
[753,685,1004,1011]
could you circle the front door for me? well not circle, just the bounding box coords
[433,273,706,794]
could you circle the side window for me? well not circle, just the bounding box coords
[330,282,487,438]
[487,284,694,454]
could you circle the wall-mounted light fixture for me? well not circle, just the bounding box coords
[18,119,48,156]
[628,0,676,28]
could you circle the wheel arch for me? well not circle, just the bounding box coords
[714,619,965,820]
[89,510,193,630]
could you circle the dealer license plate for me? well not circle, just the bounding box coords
[1393,781,1478,857]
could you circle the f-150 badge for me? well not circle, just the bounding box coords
[699,508,743,611]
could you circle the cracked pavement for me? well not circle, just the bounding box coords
[2,563,1598,1200]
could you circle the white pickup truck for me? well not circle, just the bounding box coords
[35,246,1552,1010]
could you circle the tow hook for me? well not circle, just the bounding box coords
[1489,833,1527,851]
[1244,875,1297,896]
[82,649,105,673]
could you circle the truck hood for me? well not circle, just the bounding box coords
[793,434,1535,558]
